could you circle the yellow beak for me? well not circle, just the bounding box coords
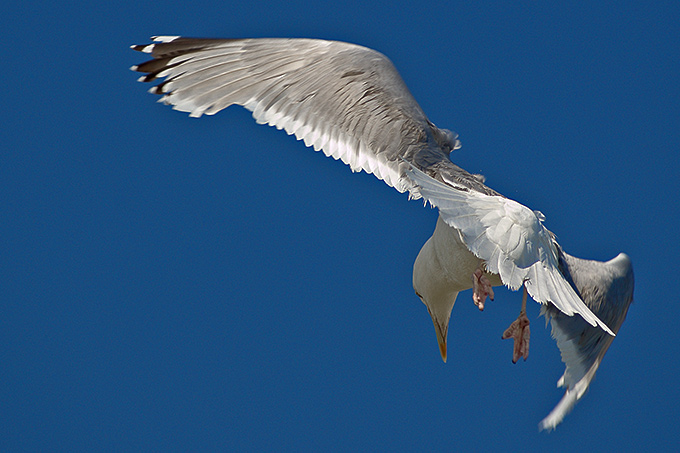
[432,317,448,363]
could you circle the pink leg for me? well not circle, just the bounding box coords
[472,268,495,311]
[502,285,530,363]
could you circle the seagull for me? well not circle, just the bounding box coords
[131,36,634,429]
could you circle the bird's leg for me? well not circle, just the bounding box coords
[472,267,494,311]
[502,284,530,363]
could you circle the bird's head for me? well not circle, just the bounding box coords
[413,236,459,363]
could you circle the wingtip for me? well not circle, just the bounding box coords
[609,252,633,275]
[599,319,616,337]
[130,43,152,53]
[538,386,579,432]
[584,315,615,337]
[151,35,181,43]
[130,36,181,54]
[538,420,556,432]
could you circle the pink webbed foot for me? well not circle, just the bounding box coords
[502,311,530,363]
[472,268,494,311]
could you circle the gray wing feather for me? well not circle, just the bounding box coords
[539,251,634,431]
[131,36,486,194]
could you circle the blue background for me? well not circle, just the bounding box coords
[3,1,679,451]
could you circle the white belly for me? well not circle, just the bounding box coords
[412,215,502,341]
[427,216,502,291]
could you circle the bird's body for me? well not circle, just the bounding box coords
[415,216,502,298]
[131,36,634,430]
[413,216,502,361]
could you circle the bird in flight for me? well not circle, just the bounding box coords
[131,36,634,430]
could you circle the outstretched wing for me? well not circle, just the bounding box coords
[406,165,615,335]
[539,252,634,431]
[131,36,476,193]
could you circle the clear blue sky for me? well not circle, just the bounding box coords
[3,1,679,451]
